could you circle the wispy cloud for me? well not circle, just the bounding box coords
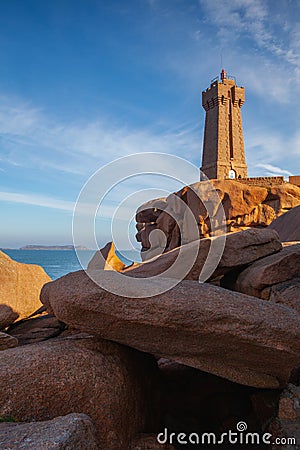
[0,95,201,175]
[0,91,297,186]
[196,0,300,102]
[199,0,298,65]
[0,190,131,223]
[255,163,292,177]
[245,126,300,177]
[0,191,75,211]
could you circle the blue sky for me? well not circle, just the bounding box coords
[0,0,299,248]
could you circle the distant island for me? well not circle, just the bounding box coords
[19,245,90,251]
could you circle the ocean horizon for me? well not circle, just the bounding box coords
[2,249,142,280]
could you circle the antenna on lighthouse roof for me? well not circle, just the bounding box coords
[220,52,227,81]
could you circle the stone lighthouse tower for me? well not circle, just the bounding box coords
[201,69,248,180]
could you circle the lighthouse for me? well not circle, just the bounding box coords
[201,69,248,180]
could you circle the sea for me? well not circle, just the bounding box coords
[1,249,141,280]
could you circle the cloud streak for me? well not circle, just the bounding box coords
[0,191,75,211]
[199,0,299,67]
[0,95,201,176]
[195,0,300,103]
[255,163,292,177]
[245,125,300,177]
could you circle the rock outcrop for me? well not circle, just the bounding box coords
[7,314,66,346]
[232,244,300,313]
[0,304,19,330]
[41,270,300,389]
[267,384,300,449]
[2,183,300,448]
[136,180,300,259]
[0,413,98,450]
[124,228,282,281]
[265,184,300,214]
[87,241,126,272]
[261,278,300,315]
[0,331,18,351]
[269,205,300,242]
[0,251,51,320]
[0,333,160,449]
[158,359,264,438]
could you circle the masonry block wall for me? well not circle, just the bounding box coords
[237,177,285,187]
[289,176,300,187]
